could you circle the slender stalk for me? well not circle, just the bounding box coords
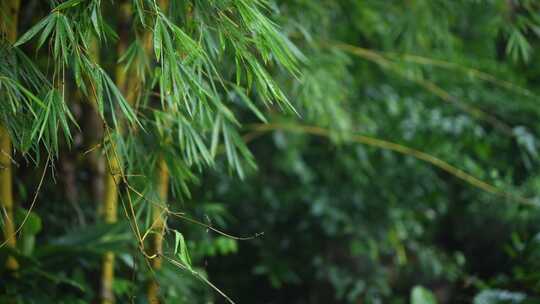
[99,156,120,304]
[147,2,171,302]
[102,1,169,301]
[1,0,21,272]
[248,123,536,206]
[99,2,131,303]
[85,39,114,304]
[84,37,115,304]
[2,0,19,42]
[0,126,17,271]
[147,158,169,304]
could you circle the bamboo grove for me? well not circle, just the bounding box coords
[2,0,540,303]
[1,0,299,302]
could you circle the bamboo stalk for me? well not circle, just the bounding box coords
[99,156,120,304]
[101,0,169,301]
[0,126,17,271]
[99,2,131,303]
[84,36,115,304]
[145,1,171,302]
[2,0,19,42]
[85,40,114,304]
[1,0,21,272]
[147,158,169,304]
[147,1,171,302]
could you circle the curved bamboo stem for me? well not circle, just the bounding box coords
[248,123,535,206]
[333,42,515,137]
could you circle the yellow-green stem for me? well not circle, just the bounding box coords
[1,0,20,272]
[0,126,17,271]
[100,156,120,304]
[99,3,132,303]
[147,158,169,304]
[147,1,170,302]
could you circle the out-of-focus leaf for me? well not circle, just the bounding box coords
[411,286,438,304]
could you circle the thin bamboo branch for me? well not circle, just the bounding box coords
[248,123,536,207]
[332,42,515,137]
[386,52,534,98]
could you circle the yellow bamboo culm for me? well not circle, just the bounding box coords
[1,0,21,272]
[147,159,169,304]
[0,126,17,271]
[2,0,20,42]
[147,1,170,302]
[84,37,115,304]
[100,155,120,304]
[99,2,132,303]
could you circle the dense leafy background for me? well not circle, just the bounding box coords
[2,0,540,303]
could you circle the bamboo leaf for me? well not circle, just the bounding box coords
[53,0,84,11]
[91,7,100,38]
[37,15,56,49]
[173,230,192,270]
[14,16,51,47]
[153,20,163,61]
[233,86,267,123]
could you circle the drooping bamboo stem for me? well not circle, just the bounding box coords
[147,158,169,304]
[1,0,21,272]
[248,122,536,206]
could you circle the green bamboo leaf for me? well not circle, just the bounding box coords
[91,7,100,38]
[60,15,75,43]
[37,15,56,49]
[14,16,51,47]
[153,20,163,61]
[53,19,61,60]
[233,86,267,123]
[173,230,192,270]
[174,230,181,256]
[53,0,84,11]
[210,114,222,157]
[12,81,46,110]
[133,0,145,26]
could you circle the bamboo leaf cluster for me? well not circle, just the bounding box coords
[1,0,301,302]
[3,0,540,303]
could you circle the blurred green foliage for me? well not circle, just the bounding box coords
[2,0,540,303]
